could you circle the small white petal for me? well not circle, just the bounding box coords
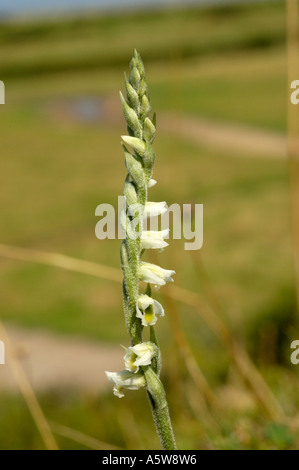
[105,370,146,397]
[123,351,136,372]
[124,342,156,373]
[148,179,157,188]
[136,297,153,326]
[133,350,153,368]
[113,385,125,398]
[136,294,165,326]
[139,262,175,286]
[137,294,153,311]
[140,229,169,250]
[140,239,168,250]
[152,299,165,317]
[131,342,155,357]
[144,201,168,217]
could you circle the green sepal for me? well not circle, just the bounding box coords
[123,176,138,207]
[136,51,146,77]
[123,145,145,188]
[150,326,162,376]
[143,141,156,178]
[124,73,140,112]
[120,91,142,139]
[121,135,146,157]
[129,66,141,92]
[140,94,151,119]
[139,77,148,100]
[143,117,156,143]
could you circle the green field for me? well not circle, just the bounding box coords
[1,0,299,450]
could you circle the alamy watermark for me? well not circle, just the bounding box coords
[0,82,5,361]
[0,340,5,365]
[290,340,299,365]
[0,81,5,104]
[291,80,299,105]
[95,196,203,250]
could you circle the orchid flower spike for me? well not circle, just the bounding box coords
[107,50,177,450]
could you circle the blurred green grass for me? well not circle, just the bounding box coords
[0,119,293,347]
[3,1,286,130]
[0,0,298,450]
[0,2,285,79]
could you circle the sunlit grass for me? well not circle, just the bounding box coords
[0,100,293,348]
[0,0,297,450]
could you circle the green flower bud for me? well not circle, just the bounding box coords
[136,53,146,77]
[143,141,155,173]
[139,77,148,99]
[129,66,141,92]
[120,91,142,139]
[121,136,146,156]
[124,73,140,112]
[123,177,138,207]
[123,146,145,188]
[140,94,151,119]
[143,117,156,143]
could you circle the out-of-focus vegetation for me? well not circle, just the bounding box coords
[1,0,298,450]
[0,2,285,79]
[3,0,286,130]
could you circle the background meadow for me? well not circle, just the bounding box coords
[1,0,299,450]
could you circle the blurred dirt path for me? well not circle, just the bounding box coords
[0,325,123,393]
[49,95,287,159]
[101,95,287,159]
[158,113,287,159]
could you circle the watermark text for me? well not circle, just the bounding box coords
[95,196,203,251]
[290,340,299,365]
[290,80,299,105]
[0,81,5,104]
[0,340,5,365]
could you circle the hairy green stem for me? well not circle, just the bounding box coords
[145,368,177,450]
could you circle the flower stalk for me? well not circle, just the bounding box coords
[105,50,176,450]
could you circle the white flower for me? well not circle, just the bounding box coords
[137,294,164,326]
[139,262,175,286]
[105,370,146,398]
[148,178,157,188]
[124,342,156,373]
[140,229,169,250]
[144,201,168,217]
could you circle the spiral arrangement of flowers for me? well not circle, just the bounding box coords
[105,50,176,450]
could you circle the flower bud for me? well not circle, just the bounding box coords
[124,73,140,111]
[143,117,156,143]
[129,67,141,91]
[140,94,151,119]
[121,136,146,156]
[120,91,142,138]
